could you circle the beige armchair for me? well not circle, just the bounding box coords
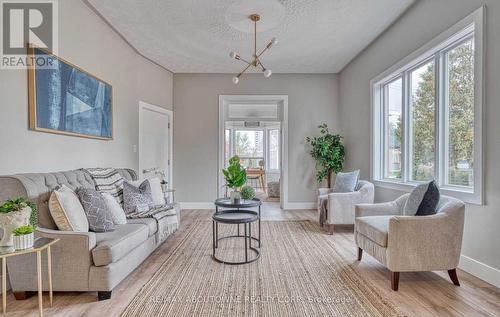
[354,193,465,291]
[317,180,374,233]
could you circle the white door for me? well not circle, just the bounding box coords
[139,102,173,185]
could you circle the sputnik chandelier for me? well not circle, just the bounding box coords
[229,14,277,84]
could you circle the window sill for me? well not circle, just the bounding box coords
[373,179,483,205]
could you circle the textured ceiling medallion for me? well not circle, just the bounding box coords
[229,13,278,84]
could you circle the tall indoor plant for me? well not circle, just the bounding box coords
[222,155,247,204]
[306,123,345,187]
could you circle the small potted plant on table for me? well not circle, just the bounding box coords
[223,156,247,204]
[12,225,35,250]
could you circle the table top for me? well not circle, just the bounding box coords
[0,237,59,258]
[214,198,261,208]
[213,210,259,224]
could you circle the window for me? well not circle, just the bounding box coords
[371,8,483,204]
[268,129,280,171]
[234,130,264,168]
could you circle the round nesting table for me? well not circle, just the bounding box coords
[213,198,261,265]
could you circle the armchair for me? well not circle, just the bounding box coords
[317,180,374,233]
[354,193,465,291]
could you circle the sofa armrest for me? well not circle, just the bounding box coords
[7,228,97,292]
[355,201,401,218]
[386,211,464,271]
[36,227,97,250]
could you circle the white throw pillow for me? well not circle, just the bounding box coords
[102,192,127,225]
[128,178,166,207]
[148,177,166,207]
[49,184,89,232]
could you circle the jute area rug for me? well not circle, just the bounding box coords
[122,220,405,317]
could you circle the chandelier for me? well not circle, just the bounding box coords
[229,14,277,84]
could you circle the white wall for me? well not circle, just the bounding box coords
[339,0,500,285]
[0,0,173,175]
[173,73,340,204]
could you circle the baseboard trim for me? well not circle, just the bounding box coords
[283,202,316,210]
[179,202,213,210]
[459,254,500,289]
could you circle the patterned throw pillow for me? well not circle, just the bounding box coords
[333,170,360,193]
[404,180,440,216]
[123,180,155,214]
[76,188,114,232]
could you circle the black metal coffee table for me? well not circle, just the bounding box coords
[213,198,261,265]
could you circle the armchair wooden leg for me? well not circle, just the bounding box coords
[391,271,400,291]
[448,269,460,286]
[357,248,363,261]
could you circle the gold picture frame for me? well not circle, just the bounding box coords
[27,45,113,140]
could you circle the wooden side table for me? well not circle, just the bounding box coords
[0,237,59,317]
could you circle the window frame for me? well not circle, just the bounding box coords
[370,7,484,204]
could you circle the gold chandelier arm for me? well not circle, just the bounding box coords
[237,62,253,78]
[254,17,257,58]
[257,40,274,59]
[256,58,266,71]
[237,56,253,65]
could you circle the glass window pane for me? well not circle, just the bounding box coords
[269,129,280,170]
[446,39,474,187]
[384,78,402,179]
[410,60,435,181]
[224,129,230,167]
[235,130,264,168]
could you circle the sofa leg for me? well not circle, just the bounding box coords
[448,269,460,286]
[357,248,363,261]
[13,291,35,300]
[391,272,400,291]
[98,291,112,301]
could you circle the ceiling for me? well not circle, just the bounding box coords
[86,0,414,73]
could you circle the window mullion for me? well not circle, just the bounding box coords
[434,53,442,185]
[402,71,410,183]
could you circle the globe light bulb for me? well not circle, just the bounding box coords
[271,37,278,46]
[229,51,237,59]
[232,76,239,84]
[264,69,272,78]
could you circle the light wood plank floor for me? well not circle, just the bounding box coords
[5,202,500,317]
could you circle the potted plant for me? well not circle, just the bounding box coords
[0,198,37,253]
[12,225,35,250]
[306,123,345,187]
[222,156,247,204]
[240,185,256,201]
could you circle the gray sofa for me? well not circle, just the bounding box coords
[0,168,180,300]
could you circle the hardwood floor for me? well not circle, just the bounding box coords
[5,203,500,317]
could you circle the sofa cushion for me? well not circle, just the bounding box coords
[48,184,89,232]
[126,218,158,237]
[92,224,149,266]
[355,216,392,247]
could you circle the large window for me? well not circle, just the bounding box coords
[371,9,483,204]
[234,130,264,168]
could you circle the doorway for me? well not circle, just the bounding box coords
[138,101,173,186]
[218,95,288,209]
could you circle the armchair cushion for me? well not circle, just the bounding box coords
[404,180,440,216]
[355,216,391,247]
[332,170,359,193]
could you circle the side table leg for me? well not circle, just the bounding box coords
[215,222,219,248]
[37,251,43,317]
[244,223,248,263]
[212,220,215,255]
[258,205,261,248]
[47,246,53,307]
[2,257,6,316]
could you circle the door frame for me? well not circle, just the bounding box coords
[218,95,289,209]
[138,101,173,187]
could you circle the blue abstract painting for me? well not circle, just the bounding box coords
[31,48,112,139]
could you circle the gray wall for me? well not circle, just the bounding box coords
[0,0,173,175]
[339,0,500,275]
[173,73,340,203]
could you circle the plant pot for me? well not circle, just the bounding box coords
[0,207,32,248]
[13,233,34,250]
[230,190,241,205]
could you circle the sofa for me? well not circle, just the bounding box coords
[0,168,180,300]
[317,180,374,232]
[354,193,465,291]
